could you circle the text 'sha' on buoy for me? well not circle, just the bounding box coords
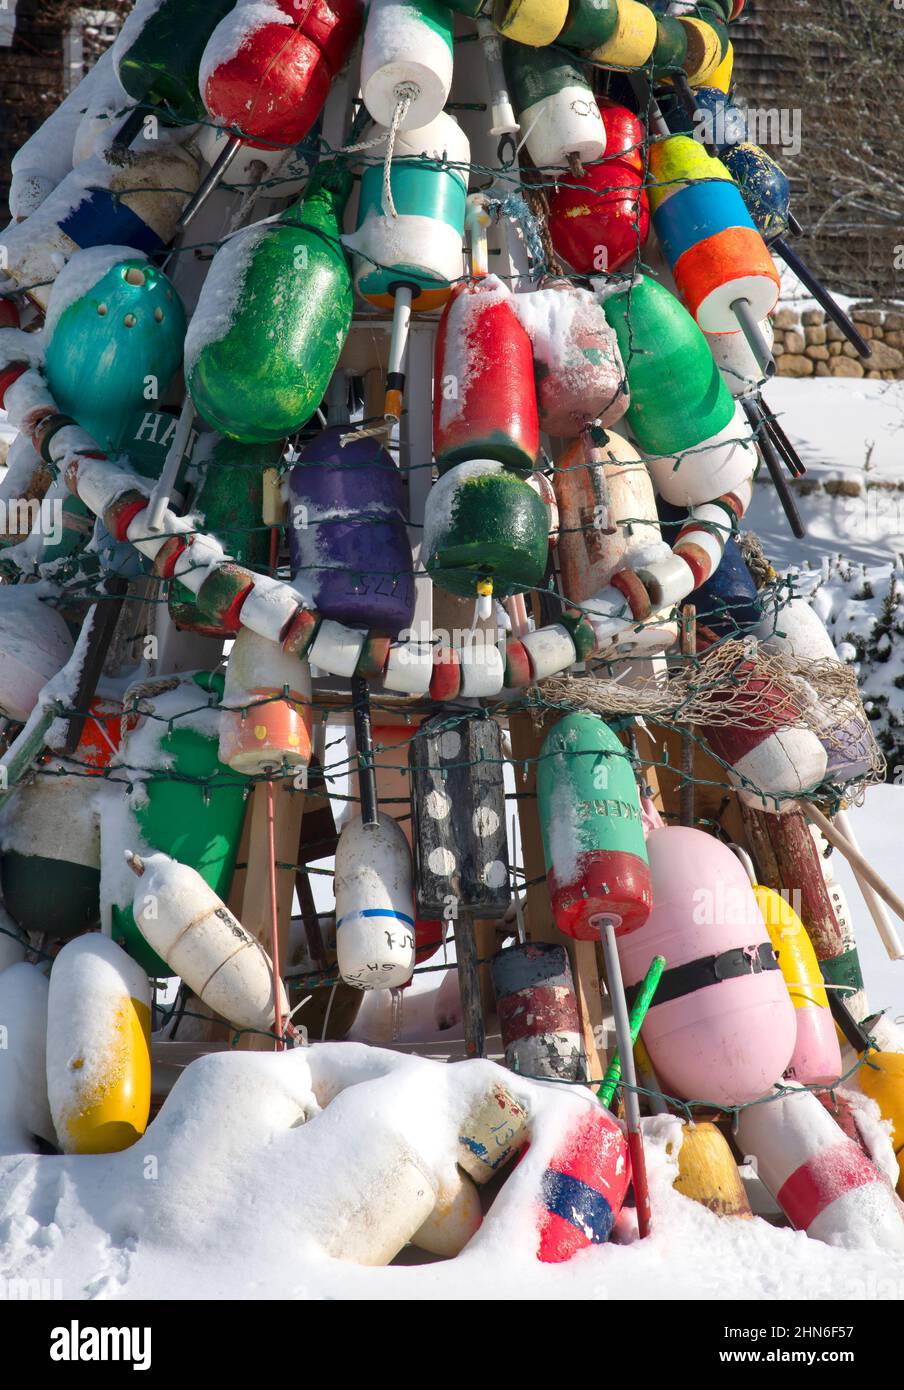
[618,828,797,1107]
[672,1120,753,1218]
[218,627,312,776]
[46,934,151,1155]
[433,276,539,474]
[537,1104,631,1263]
[737,1085,904,1251]
[491,941,586,1082]
[754,884,842,1087]
[457,1083,528,1184]
[129,850,288,1033]
[334,813,416,991]
[43,249,186,454]
[537,712,652,941]
[289,427,415,638]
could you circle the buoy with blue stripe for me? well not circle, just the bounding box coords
[334,812,416,991]
[0,143,199,312]
[537,1104,631,1263]
[42,248,186,454]
[648,135,780,375]
[345,110,469,426]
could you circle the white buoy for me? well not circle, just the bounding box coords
[645,401,758,508]
[128,851,288,1033]
[307,618,366,679]
[737,1085,904,1251]
[520,624,577,683]
[0,585,74,722]
[334,813,416,991]
[360,0,454,130]
[706,319,775,398]
[410,1168,483,1257]
[0,962,56,1151]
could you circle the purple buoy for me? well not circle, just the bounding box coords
[288,428,415,637]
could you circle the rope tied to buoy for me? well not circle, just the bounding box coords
[381,82,420,219]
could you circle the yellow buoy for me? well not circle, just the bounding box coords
[708,40,735,94]
[678,15,725,86]
[672,1121,753,1217]
[47,934,151,1154]
[493,0,568,47]
[858,1051,904,1197]
[754,884,842,1086]
[588,0,657,70]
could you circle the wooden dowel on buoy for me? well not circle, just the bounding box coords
[805,804,904,932]
[834,809,904,961]
[266,778,285,1051]
[679,604,696,828]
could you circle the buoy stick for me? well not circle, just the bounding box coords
[730,296,776,378]
[679,604,696,827]
[828,989,875,1053]
[598,915,652,1237]
[835,808,904,961]
[805,804,904,931]
[771,238,872,359]
[454,910,487,1060]
[111,103,147,150]
[383,285,414,426]
[266,778,286,1050]
[476,17,518,159]
[511,812,526,946]
[145,396,195,532]
[351,676,379,828]
[741,398,805,539]
[176,135,243,232]
[787,211,804,237]
[466,192,491,278]
[597,954,665,1109]
[758,399,805,478]
[63,575,128,755]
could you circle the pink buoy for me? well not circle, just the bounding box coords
[618,827,797,1107]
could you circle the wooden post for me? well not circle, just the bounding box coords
[679,604,696,828]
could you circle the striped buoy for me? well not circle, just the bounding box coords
[502,40,605,170]
[548,99,649,275]
[334,812,416,990]
[537,1104,631,1262]
[491,941,586,1081]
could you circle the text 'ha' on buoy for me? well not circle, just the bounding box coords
[46,934,151,1155]
[737,1085,904,1250]
[537,1104,630,1262]
[537,712,652,940]
[128,850,288,1034]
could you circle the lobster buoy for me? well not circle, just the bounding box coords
[289,428,415,638]
[346,111,470,316]
[409,715,510,916]
[46,934,151,1155]
[200,0,363,150]
[672,1120,753,1217]
[538,712,652,940]
[433,276,538,473]
[186,162,353,443]
[654,528,761,640]
[115,0,235,127]
[411,1169,483,1257]
[703,663,829,811]
[548,99,649,275]
[0,774,101,940]
[706,318,775,397]
[219,627,312,775]
[491,941,586,1081]
[0,143,199,311]
[111,672,251,978]
[502,40,605,170]
[556,0,619,51]
[857,1053,904,1198]
[43,249,186,454]
[722,143,791,242]
[537,1104,631,1262]
[129,850,288,1032]
[0,585,74,722]
[494,0,569,46]
[456,1081,528,1184]
[514,279,627,438]
[601,276,757,507]
[334,813,416,991]
[618,828,797,1106]
[0,963,56,1150]
[754,884,842,1087]
[736,1085,904,1250]
[649,135,780,335]
[423,460,548,608]
[360,0,454,129]
[754,597,876,783]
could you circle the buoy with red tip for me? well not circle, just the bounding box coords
[737,1085,904,1250]
[618,827,797,1107]
[46,934,151,1155]
[537,1104,631,1262]
[127,850,289,1034]
[537,712,652,941]
[334,813,417,991]
[218,627,313,775]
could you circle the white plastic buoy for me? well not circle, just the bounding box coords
[0,962,56,1151]
[360,0,454,130]
[520,625,577,683]
[334,813,416,991]
[645,401,758,508]
[0,585,75,722]
[410,1168,483,1257]
[307,619,366,679]
[737,1085,904,1251]
[128,851,288,1032]
[46,933,152,1155]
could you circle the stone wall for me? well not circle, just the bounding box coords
[772,305,904,381]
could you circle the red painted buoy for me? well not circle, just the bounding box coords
[537,1105,631,1262]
